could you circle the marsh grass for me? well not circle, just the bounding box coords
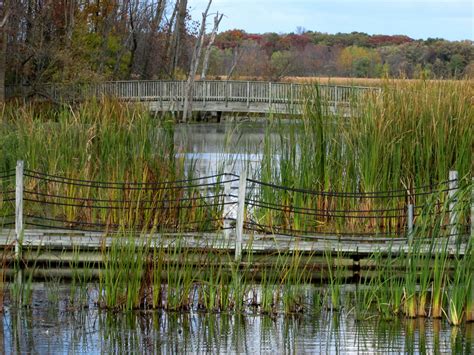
[10,240,40,307]
[0,99,228,233]
[255,79,472,237]
[324,249,348,312]
[0,80,472,324]
[68,244,96,307]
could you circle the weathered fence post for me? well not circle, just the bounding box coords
[235,169,247,261]
[181,81,185,109]
[15,160,24,288]
[15,160,24,260]
[269,82,272,107]
[448,170,458,243]
[290,83,294,113]
[225,81,229,108]
[468,176,474,322]
[246,81,250,109]
[223,177,232,240]
[160,82,163,110]
[407,203,414,244]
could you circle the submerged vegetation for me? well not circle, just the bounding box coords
[0,79,472,327]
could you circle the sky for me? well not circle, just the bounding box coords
[189,0,473,41]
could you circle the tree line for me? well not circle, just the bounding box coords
[209,30,473,80]
[0,1,472,100]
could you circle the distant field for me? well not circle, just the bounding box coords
[283,76,388,87]
[282,76,474,87]
[214,75,473,87]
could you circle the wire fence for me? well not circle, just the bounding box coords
[243,175,471,239]
[0,166,472,241]
[19,169,238,233]
[0,170,16,228]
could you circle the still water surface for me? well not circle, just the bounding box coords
[174,122,280,177]
[2,284,472,354]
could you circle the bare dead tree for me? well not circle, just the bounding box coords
[127,0,140,77]
[201,11,223,80]
[164,1,179,75]
[182,0,211,122]
[168,0,187,77]
[0,0,9,102]
[227,46,244,79]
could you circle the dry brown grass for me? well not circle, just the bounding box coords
[209,75,473,87]
[211,75,382,86]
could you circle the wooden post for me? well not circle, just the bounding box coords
[160,82,163,110]
[203,81,207,108]
[235,169,247,261]
[269,82,272,107]
[225,81,229,108]
[246,81,250,109]
[449,170,458,243]
[15,160,24,260]
[407,203,414,244]
[15,160,24,289]
[290,83,294,113]
[223,177,231,240]
[468,177,474,322]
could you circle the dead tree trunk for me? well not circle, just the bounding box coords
[168,0,187,78]
[227,47,242,79]
[182,0,212,122]
[201,12,223,80]
[127,0,139,78]
[0,0,9,102]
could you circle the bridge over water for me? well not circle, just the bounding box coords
[8,80,380,115]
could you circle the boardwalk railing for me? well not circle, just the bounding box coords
[6,80,381,113]
[1,161,472,259]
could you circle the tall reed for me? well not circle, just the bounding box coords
[256,79,472,236]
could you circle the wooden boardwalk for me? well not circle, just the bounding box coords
[7,80,380,115]
[0,165,471,279]
[0,228,468,280]
[0,228,466,256]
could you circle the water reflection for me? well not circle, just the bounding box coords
[2,286,471,354]
[174,122,283,177]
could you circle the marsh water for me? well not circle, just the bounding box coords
[174,121,281,177]
[2,284,472,354]
[3,121,472,353]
